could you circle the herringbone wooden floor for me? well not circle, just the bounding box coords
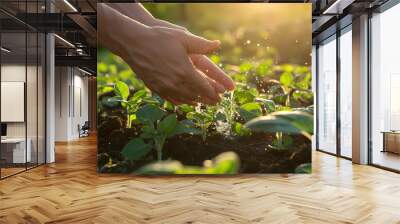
[1,135,400,224]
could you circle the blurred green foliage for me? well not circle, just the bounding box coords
[144,4,311,66]
[136,151,240,175]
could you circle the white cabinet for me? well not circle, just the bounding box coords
[1,138,32,163]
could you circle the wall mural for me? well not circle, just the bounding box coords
[97,3,313,174]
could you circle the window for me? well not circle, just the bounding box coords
[0,1,46,179]
[370,3,400,171]
[317,35,337,154]
[339,27,352,158]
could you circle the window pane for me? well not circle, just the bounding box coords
[38,33,46,165]
[317,36,337,154]
[340,28,352,158]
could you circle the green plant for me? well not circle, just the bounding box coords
[215,88,263,135]
[216,91,236,135]
[108,81,146,128]
[232,122,251,137]
[278,65,313,107]
[238,102,263,122]
[295,163,311,174]
[244,111,313,140]
[136,151,240,174]
[186,106,218,141]
[269,132,293,150]
[121,104,200,161]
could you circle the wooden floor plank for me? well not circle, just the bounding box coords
[0,135,400,224]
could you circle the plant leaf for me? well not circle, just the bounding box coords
[239,102,262,122]
[256,98,275,113]
[273,111,313,135]
[239,62,253,73]
[178,104,195,113]
[136,161,183,175]
[233,122,251,136]
[121,138,151,161]
[173,120,202,136]
[295,163,312,174]
[245,111,313,140]
[102,96,120,108]
[280,72,294,87]
[131,89,147,102]
[211,152,240,174]
[136,104,166,124]
[135,151,240,175]
[234,89,256,105]
[140,125,156,139]
[158,114,178,136]
[114,81,130,100]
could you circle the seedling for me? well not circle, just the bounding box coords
[219,91,236,129]
[110,81,161,128]
[186,106,216,141]
[269,132,293,150]
[279,65,313,107]
[108,81,144,128]
[121,104,200,161]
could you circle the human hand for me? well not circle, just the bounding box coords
[152,20,236,93]
[99,4,235,105]
[104,3,235,102]
[120,26,225,105]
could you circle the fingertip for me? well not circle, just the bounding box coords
[223,76,235,91]
[207,40,220,52]
[227,80,236,91]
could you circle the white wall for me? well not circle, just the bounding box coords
[54,67,89,141]
[1,65,26,139]
[55,66,69,141]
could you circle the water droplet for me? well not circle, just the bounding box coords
[256,43,261,47]
[219,63,223,67]
[246,40,251,44]
[295,40,299,44]
[304,62,308,65]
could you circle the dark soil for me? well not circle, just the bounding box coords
[164,133,310,173]
[98,116,311,174]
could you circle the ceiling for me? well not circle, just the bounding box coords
[0,0,97,73]
[0,0,394,73]
[312,0,390,42]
